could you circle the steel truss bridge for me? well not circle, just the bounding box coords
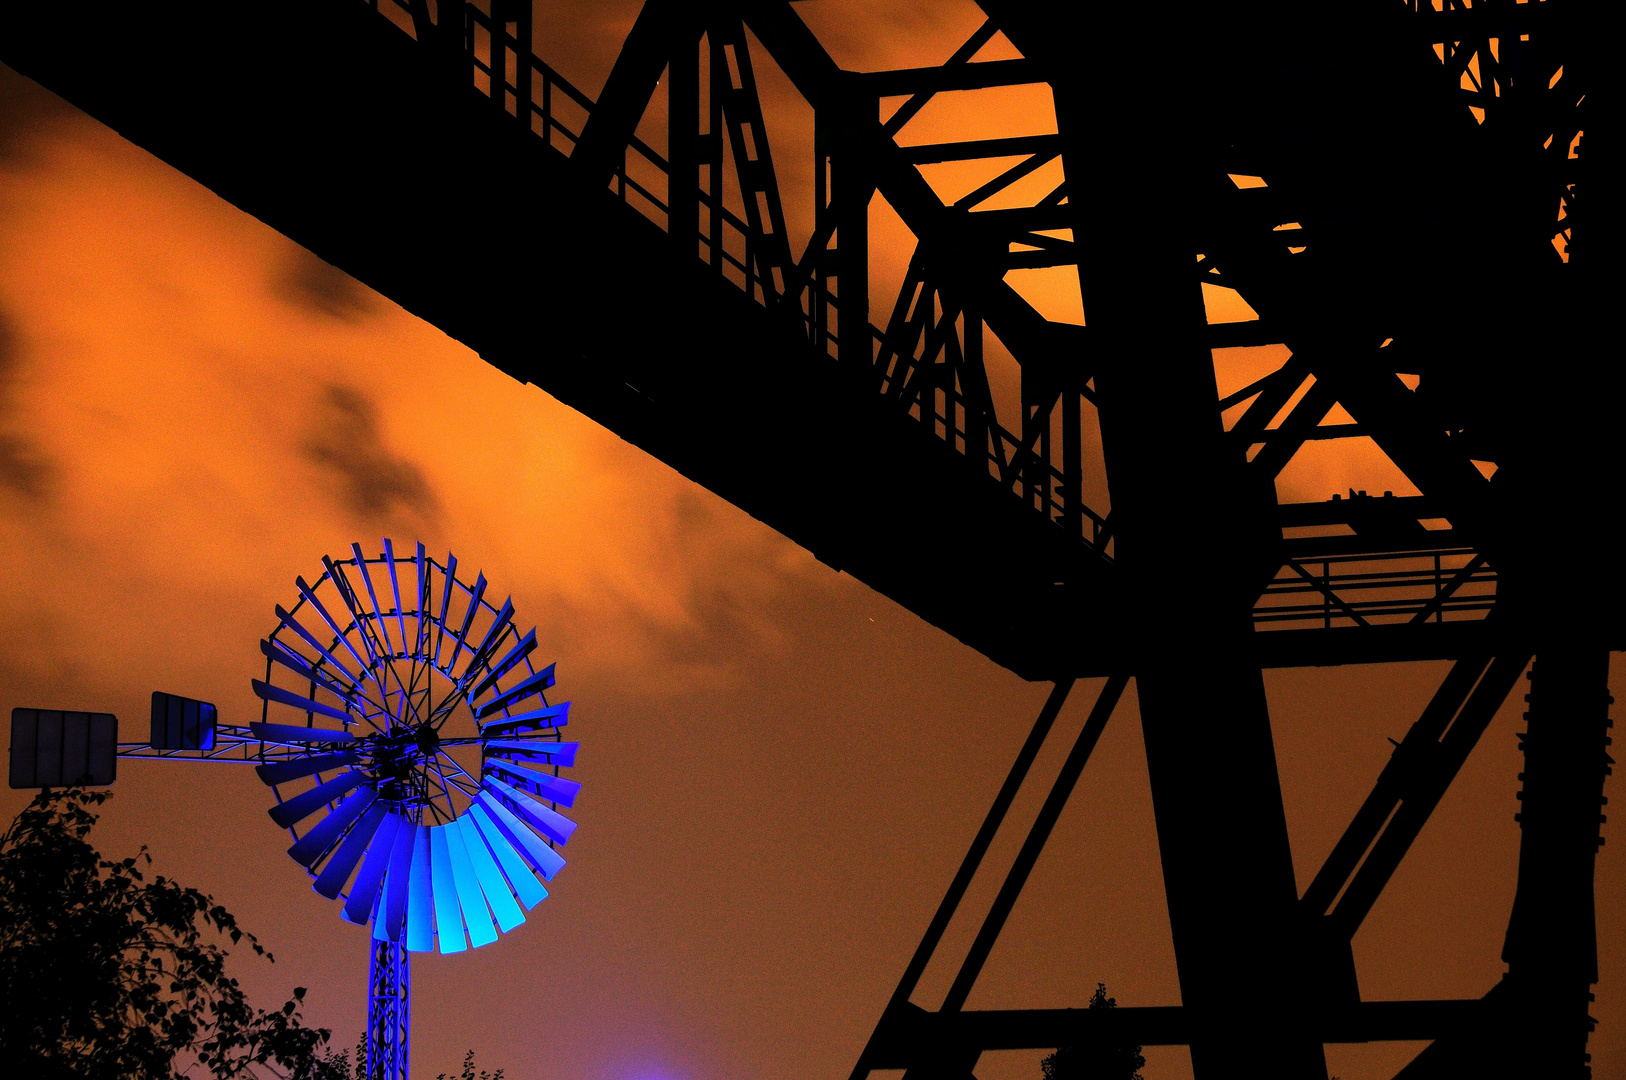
[3,1,1617,1077]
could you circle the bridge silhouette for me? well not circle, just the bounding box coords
[2,2,1615,1078]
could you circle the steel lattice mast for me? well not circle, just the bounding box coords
[370,939,411,1080]
[1,1,1616,1076]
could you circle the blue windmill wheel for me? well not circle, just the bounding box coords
[250,540,578,954]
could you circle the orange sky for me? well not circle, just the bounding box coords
[1,5,1622,1080]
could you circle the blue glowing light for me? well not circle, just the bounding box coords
[251,541,578,955]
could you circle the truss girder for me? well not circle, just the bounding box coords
[1,2,1617,1076]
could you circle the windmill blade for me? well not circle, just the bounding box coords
[352,543,395,658]
[466,803,549,907]
[252,679,352,724]
[478,702,570,736]
[443,821,499,948]
[469,629,537,702]
[251,721,357,746]
[474,664,557,720]
[483,739,578,767]
[473,793,565,883]
[405,825,435,952]
[433,553,458,667]
[274,605,362,687]
[414,542,428,659]
[446,572,486,673]
[383,538,409,656]
[296,574,373,676]
[313,799,389,897]
[323,556,380,665]
[289,786,377,867]
[452,815,526,931]
[464,597,513,678]
[484,758,582,807]
[483,776,577,845]
[268,770,366,828]
[428,826,467,954]
[343,810,402,923]
[255,750,357,787]
[380,818,417,942]
[261,639,364,708]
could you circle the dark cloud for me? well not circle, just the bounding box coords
[638,488,798,673]
[302,383,436,520]
[0,304,52,500]
[273,249,374,322]
[0,63,76,164]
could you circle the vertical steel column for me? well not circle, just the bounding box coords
[368,937,410,1080]
[667,17,699,266]
[999,4,1329,1074]
[1501,650,1613,1078]
[832,90,870,369]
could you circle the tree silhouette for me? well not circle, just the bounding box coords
[1039,984,1145,1080]
[0,787,347,1079]
[436,1049,506,1080]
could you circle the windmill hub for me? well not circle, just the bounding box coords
[359,726,440,802]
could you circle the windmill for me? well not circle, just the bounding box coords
[9,540,579,1080]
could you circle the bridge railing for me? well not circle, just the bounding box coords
[357,2,1502,631]
[364,0,1101,548]
[1256,546,1495,631]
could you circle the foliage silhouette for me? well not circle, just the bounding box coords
[1039,984,1145,1080]
[435,1049,506,1080]
[0,787,347,1080]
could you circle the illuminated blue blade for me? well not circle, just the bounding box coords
[433,553,458,667]
[474,791,566,881]
[483,776,577,845]
[469,629,536,701]
[288,786,376,866]
[453,815,526,931]
[428,827,466,954]
[313,799,388,896]
[261,639,362,707]
[405,826,435,952]
[250,721,357,746]
[252,679,351,724]
[464,598,513,677]
[381,818,417,942]
[483,739,578,767]
[255,750,357,786]
[446,573,486,672]
[484,759,581,807]
[383,539,409,656]
[344,811,402,923]
[296,574,373,677]
[323,556,379,666]
[467,803,548,907]
[352,543,394,658]
[414,542,428,659]
[478,702,570,736]
[474,664,557,720]
[443,822,499,948]
[275,605,362,687]
[268,770,365,828]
